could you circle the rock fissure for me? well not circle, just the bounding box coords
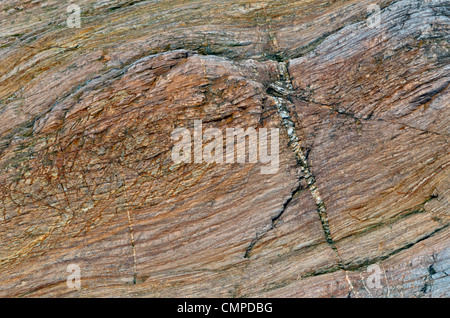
[243,180,305,259]
[301,223,449,280]
[267,62,346,268]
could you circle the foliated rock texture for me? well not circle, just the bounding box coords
[0,0,448,297]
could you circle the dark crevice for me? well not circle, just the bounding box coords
[344,224,449,271]
[409,81,449,107]
[243,181,305,259]
[342,195,439,243]
[299,94,448,138]
[301,223,449,279]
[107,0,145,12]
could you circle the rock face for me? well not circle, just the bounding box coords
[0,0,448,297]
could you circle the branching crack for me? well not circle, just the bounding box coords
[265,62,345,268]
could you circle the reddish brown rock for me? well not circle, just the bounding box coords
[0,0,448,297]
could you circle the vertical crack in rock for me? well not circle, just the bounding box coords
[126,208,138,286]
[119,167,138,288]
[268,62,345,268]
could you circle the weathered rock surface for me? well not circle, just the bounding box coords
[0,0,448,297]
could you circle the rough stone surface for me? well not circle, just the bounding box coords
[0,0,448,297]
